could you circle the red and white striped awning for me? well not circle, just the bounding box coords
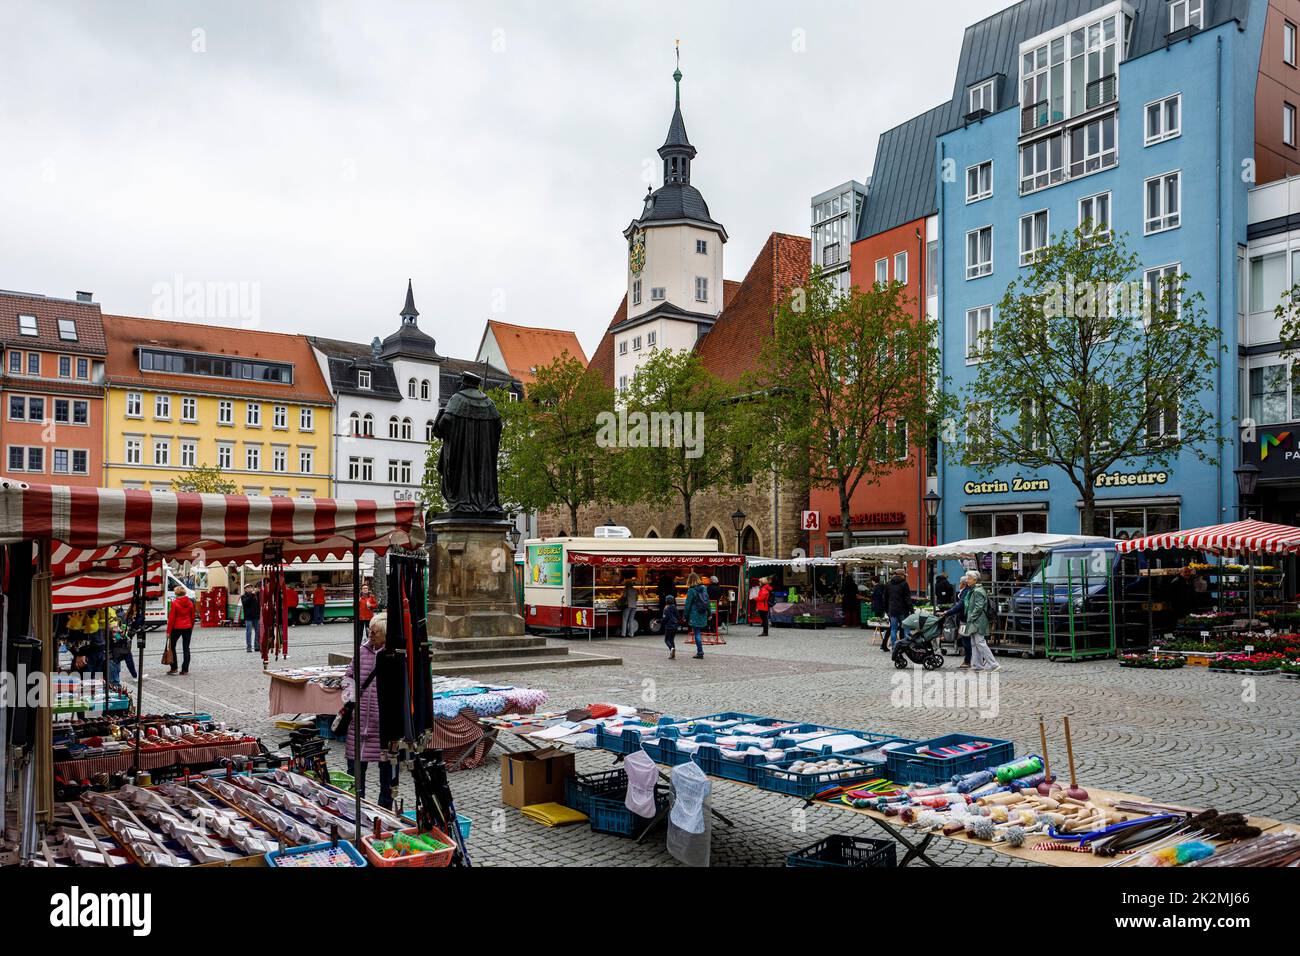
[0,483,425,561]
[1115,519,1300,555]
[52,561,163,614]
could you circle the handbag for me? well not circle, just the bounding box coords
[161,635,175,667]
[331,663,380,738]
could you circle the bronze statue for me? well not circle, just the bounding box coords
[432,371,504,517]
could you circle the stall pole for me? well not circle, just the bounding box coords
[33,537,53,823]
[351,541,362,844]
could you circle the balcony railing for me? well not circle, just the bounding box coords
[1021,99,1049,134]
[1086,74,1117,111]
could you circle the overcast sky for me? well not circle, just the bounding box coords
[0,0,1009,360]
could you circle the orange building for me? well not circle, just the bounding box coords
[0,290,107,486]
[475,320,587,387]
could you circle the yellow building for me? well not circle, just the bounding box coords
[102,314,334,495]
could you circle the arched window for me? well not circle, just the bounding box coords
[672,524,687,539]
[705,527,723,547]
[421,379,431,401]
[362,413,374,437]
[645,528,659,539]
[408,378,418,398]
[388,416,400,439]
[740,526,760,557]
[349,411,360,435]
[401,417,412,440]
[426,419,436,442]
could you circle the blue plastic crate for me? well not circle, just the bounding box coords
[694,743,771,783]
[679,711,762,734]
[402,810,472,843]
[777,728,909,758]
[786,835,896,868]
[265,839,367,868]
[885,733,1015,785]
[561,769,627,816]
[594,716,682,755]
[588,787,668,838]
[755,753,889,799]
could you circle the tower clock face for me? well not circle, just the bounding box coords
[629,230,646,276]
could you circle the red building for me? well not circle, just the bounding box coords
[0,291,107,486]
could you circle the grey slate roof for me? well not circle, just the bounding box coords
[639,182,723,230]
[858,0,1256,241]
[660,104,696,156]
[308,335,403,401]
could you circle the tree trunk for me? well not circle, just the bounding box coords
[682,494,693,539]
[1079,488,1096,536]
[839,479,853,552]
[568,502,579,536]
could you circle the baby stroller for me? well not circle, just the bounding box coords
[893,610,945,670]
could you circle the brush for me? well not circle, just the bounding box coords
[1062,716,1087,800]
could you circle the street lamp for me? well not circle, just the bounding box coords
[730,509,746,554]
[922,491,941,601]
[1234,463,1261,520]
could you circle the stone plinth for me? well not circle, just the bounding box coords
[426,516,525,640]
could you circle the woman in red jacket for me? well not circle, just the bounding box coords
[166,585,197,675]
[756,577,773,637]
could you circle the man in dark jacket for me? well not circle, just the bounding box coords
[241,584,261,653]
[840,573,860,628]
[933,572,956,606]
[883,570,913,650]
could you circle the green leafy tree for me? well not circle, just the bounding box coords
[751,268,941,551]
[618,348,761,537]
[171,463,237,494]
[947,228,1222,534]
[494,356,616,533]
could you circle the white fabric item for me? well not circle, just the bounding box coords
[668,761,709,834]
[800,733,872,754]
[624,750,660,818]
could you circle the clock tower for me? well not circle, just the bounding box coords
[617,46,727,390]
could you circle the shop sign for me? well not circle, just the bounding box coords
[1093,470,1169,488]
[801,510,820,531]
[827,511,905,529]
[567,552,744,567]
[1244,427,1300,480]
[962,477,1050,495]
[526,543,564,587]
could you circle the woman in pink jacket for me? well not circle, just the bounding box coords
[343,613,394,808]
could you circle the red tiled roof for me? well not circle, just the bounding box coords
[694,233,810,383]
[103,313,335,404]
[0,291,107,356]
[484,319,587,384]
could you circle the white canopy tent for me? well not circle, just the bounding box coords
[746,556,845,567]
[831,543,930,562]
[925,532,1115,560]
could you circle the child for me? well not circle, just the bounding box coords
[661,596,679,660]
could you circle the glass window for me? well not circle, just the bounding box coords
[1249,364,1289,424]
[300,407,313,430]
[8,352,20,374]
[1145,94,1181,145]
[1144,171,1181,234]
[18,315,37,336]
[966,306,993,361]
[217,444,232,469]
[57,319,77,341]
[357,370,371,389]
[966,227,993,279]
[1078,191,1111,242]
[1249,252,1287,312]
[1286,21,1297,66]
[875,258,888,286]
[695,276,708,302]
[966,161,992,202]
[27,353,39,375]
[1169,0,1203,33]
[28,397,44,422]
[219,400,233,425]
[73,400,88,425]
[1020,134,1063,193]
[299,449,313,473]
[1019,210,1050,265]
[894,252,908,285]
[1286,103,1296,148]
[247,403,261,427]
[926,240,939,298]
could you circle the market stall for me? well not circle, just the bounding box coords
[0,481,424,858]
[522,535,742,639]
[742,556,846,627]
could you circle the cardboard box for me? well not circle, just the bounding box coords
[500,747,575,809]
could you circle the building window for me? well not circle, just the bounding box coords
[632,335,642,351]
[357,369,371,389]
[966,161,992,203]
[1019,210,1049,265]
[9,396,44,421]
[1249,363,1290,424]
[822,242,840,267]
[57,319,77,341]
[875,258,888,286]
[632,279,641,306]
[696,239,708,254]
[1145,386,1180,444]
[421,380,431,401]
[125,392,142,418]
[217,443,232,469]
[618,374,628,392]
[53,399,70,424]
[1066,113,1117,178]
[27,353,39,375]
[153,439,170,467]
[76,357,88,379]
[388,416,400,439]
[408,378,418,398]
[218,400,233,425]
[57,356,70,377]
[388,460,400,483]
[246,403,261,427]
[299,449,313,473]
[273,447,287,472]
[927,240,939,298]
[1144,171,1181,234]
[1144,93,1181,145]
[1019,133,1063,194]
[1287,20,1298,67]
[181,396,197,422]
[1250,251,1287,313]
[7,446,43,472]
[1168,0,1203,33]
[894,252,908,285]
[619,340,628,355]
[363,413,374,436]
[299,407,313,431]
[8,352,20,374]
[125,438,142,465]
[1078,191,1112,243]
[695,276,708,302]
[650,287,665,301]
[965,306,994,362]
[73,400,88,425]
[18,315,37,336]
[968,78,996,116]
[153,395,170,419]
[647,331,657,347]
[966,226,993,279]
[426,419,435,442]
[180,440,197,468]
[1144,262,1182,323]
[1089,505,1179,539]
[245,445,260,470]
[1019,398,1048,450]
[1286,103,1297,148]
[348,456,373,481]
[401,417,412,440]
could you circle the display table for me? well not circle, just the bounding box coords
[53,739,260,778]
[268,672,341,717]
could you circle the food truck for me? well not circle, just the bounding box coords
[522,533,743,637]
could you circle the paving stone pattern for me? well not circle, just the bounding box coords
[138,621,1299,866]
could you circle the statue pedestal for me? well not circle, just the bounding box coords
[426,516,525,640]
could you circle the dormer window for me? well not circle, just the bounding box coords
[57,319,77,341]
[357,369,371,390]
[18,315,37,336]
[968,78,996,118]
[1168,0,1203,33]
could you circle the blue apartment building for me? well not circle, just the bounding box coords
[913,0,1300,544]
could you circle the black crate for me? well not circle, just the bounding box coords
[786,835,896,868]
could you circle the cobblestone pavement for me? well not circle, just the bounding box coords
[141,621,1300,866]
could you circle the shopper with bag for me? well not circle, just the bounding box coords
[943,575,972,668]
[165,585,196,676]
[339,612,394,808]
[685,573,711,658]
[755,577,773,636]
[961,571,999,672]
